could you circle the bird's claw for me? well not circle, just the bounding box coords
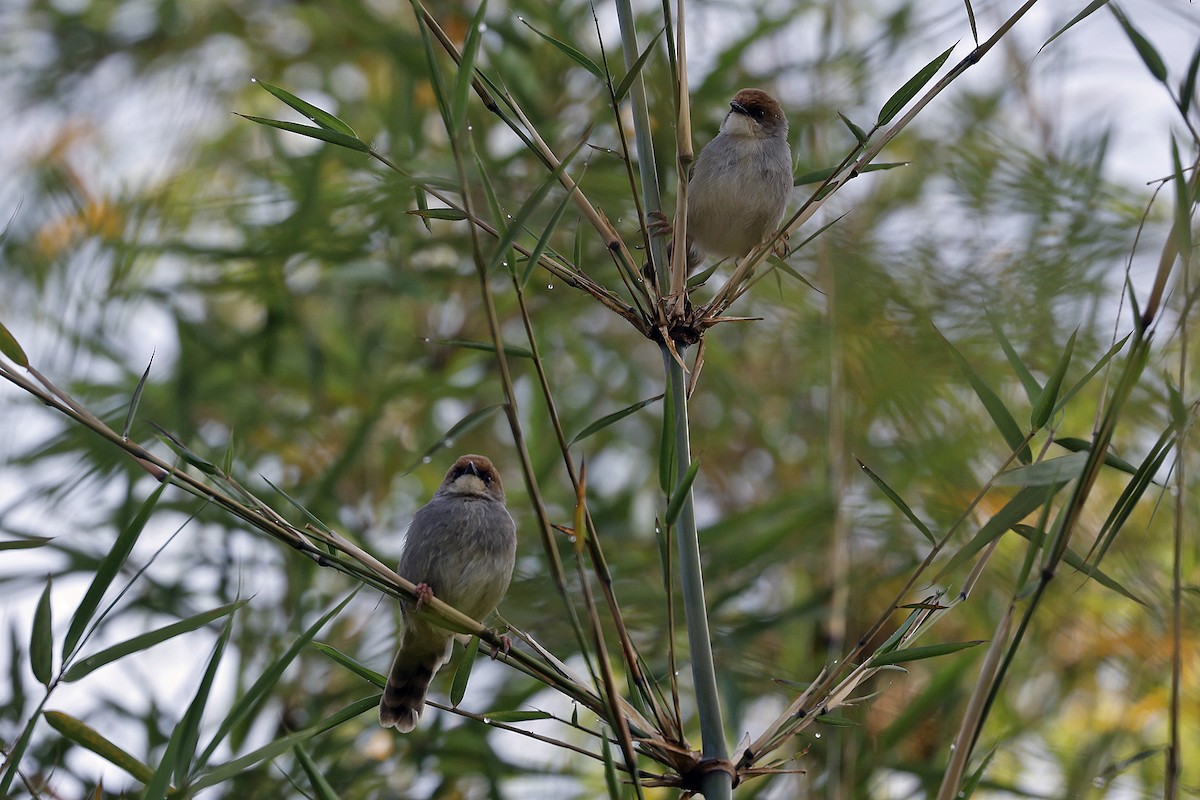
[647,209,674,239]
[489,634,512,660]
[413,582,435,611]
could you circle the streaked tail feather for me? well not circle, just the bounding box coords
[379,635,451,732]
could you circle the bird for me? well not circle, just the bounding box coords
[682,88,793,268]
[379,454,517,732]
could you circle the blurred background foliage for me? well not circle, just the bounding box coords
[0,0,1196,797]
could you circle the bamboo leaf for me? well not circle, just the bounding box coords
[482,709,553,723]
[659,378,675,493]
[195,590,359,772]
[236,114,370,153]
[1171,140,1193,262]
[794,161,908,186]
[520,177,577,288]
[0,537,52,551]
[1011,525,1144,604]
[312,642,385,687]
[173,618,234,786]
[857,459,937,544]
[407,208,468,221]
[425,339,533,359]
[665,459,700,526]
[940,332,1032,463]
[994,452,1088,487]
[519,20,603,78]
[937,485,1063,580]
[963,0,979,45]
[1053,334,1130,415]
[1109,5,1167,82]
[149,423,219,475]
[450,635,481,707]
[31,577,53,686]
[252,79,357,136]
[405,404,505,473]
[869,639,985,667]
[570,394,664,445]
[64,481,168,661]
[613,28,664,102]
[0,319,29,367]
[987,313,1042,404]
[45,711,155,783]
[1181,39,1200,116]
[1053,437,1140,477]
[453,0,488,133]
[877,44,956,125]
[838,111,867,144]
[816,714,860,727]
[294,745,341,800]
[1040,0,1109,52]
[63,601,246,683]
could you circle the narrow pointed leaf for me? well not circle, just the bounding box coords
[450,635,481,707]
[312,642,385,686]
[1053,333,1130,415]
[1181,39,1200,116]
[63,601,246,683]
[195,590,359,772]
[406,404,505,472]
[877,44,955,126]
[64,481,168,660]
[937,484,1064,579]
[425,339,533,358]
[294,745,341,800]
[31,577,53,686]
[987,313,1042,403]
[941,333,1031,463]
[0,320,29,367]
[858,459,937,544]
[149,423,219,474]
[453,0,488,133]
[659,378,675,493]
[520,20,602,78]
[407,208,468,221]
[665,458,700,526]
[995,452,1088,487]
[1053,437,1140,477]
[482,709,553,723]
[570,394,664,445]
[1011,525,1144,604]
[0,537,50,551]
[1171,140,1193,260]
[1040,0,1109,52]
[45,711,155,783]
[963,0,979,45]
[838,111,867,144]
[173,619,233,786]
[253,79,357,136]
[869,639,985,667]
[614,28,664,103]
[236,115,370,153]
[1110,6,1167,82]
[520,177,577,287]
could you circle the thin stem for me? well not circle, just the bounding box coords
[662,344,731,800]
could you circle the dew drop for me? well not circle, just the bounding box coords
[422,456,432,464]
[547,284,554,290]
[814,732,821,739]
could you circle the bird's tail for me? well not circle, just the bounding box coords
[379,632,452,732]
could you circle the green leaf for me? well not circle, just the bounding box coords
[453,0,488,133]
[482,709,553,723]
[149,423,219,475]
[252,79,357,136]
[1053,437,1140,477]
[294,745,341,800]
[868,639,985,667]
[1171,140,1193,262]
[191,697,377,792]
[877,44,956,125]
[816,714,860,727]
[665,458,700,526]
[963,0,979,45]
[64,481,167,661]
[45,711,155,783]
[794,161,908,187]
[173,619,234,786]
[994,452,1088,487]
[0,536,51,551]
[195,590,359,772]
[407,208,468,221]
[31,577,53,686]
[406,404,505,473]
[1053,334,1130,415]
[1040,0,1109,52]
[236,114,370,153]
[613,28,664,103]
[1088,425,1175,569]
[1109,6,1167,82]
[837,111,867,144]
[0,319,29,367]
[425,339,533,359]
[600,734,620,799]
[1181,39,1200,116]
[570,394,664,445]
[659,378,676,493]
[519,19,603,78]
[937,484,1064,580]
[1011,525,1144,604]
[450,635,481,707]
[940,332,1032,464]
[312,642,385,687]
[857,459,937,544]
[1032,328,1080,431]
[63,600,246,683]
[987,313,1042,404]
[520,175,577,288]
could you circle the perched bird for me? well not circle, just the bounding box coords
[379,454,517,732]
[684,88,793,267]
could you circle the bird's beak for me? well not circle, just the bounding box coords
[730,101,748,115]
[465,460,481,478]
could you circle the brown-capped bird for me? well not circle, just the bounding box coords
[379,454,516,732]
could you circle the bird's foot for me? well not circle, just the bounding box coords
[413,582,435,611]
[489,634,512,660]
[647,209,674,239]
